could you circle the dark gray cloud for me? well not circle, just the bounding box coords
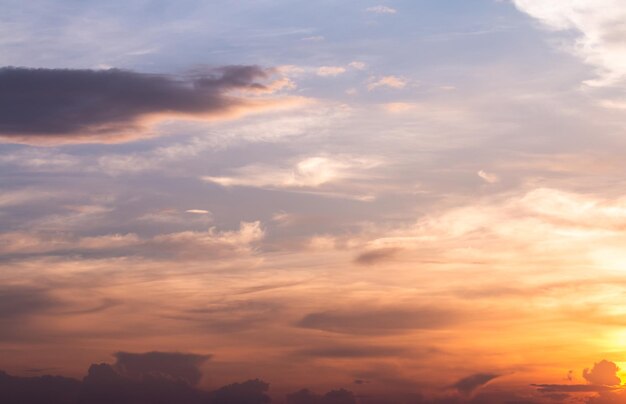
[297,308,458,335]
[532,384,615,393]
[0,286,56,319]
[295,345,406,358]
[113,351,211,386]
[451,373,499,395]
[0,66,272,143]
[353,248,399,265]
[0,351,270,404]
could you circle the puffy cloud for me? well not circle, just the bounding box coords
[0,66,298,144]
[512,0,626,86]
[112,351,210,386]
[533,360,623,402]
[367,76,407,90]
[0,354,271,404]
[210,379,271,404]
[0,371,81,404]
[583,360,622,386]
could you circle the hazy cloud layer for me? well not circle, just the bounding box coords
[297,308,458,335]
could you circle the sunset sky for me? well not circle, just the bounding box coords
[2,1,626,403]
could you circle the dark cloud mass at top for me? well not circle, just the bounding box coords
[0,66,272,143]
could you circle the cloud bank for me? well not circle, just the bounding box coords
[0,66,294,144]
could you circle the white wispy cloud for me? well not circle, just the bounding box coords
[204,156,378,188]
[202,155,382,200]
[513,0,626,86]
[477,170,499,184]
[349,61,367,70]
[366,5,397,14]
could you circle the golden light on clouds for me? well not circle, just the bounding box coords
[2,0,626,403]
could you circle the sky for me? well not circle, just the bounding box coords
[1,0,626,403]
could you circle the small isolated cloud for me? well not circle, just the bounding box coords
[302,35,324,41]
[186,209,211,215]
[348,61,366,70]
[316,66,347,77]
[0,66,301,144]
[366,5,397,14]
[451,373,500,395]
[354,247,399,265]
[368,75,407,90]
[477,170,499,183]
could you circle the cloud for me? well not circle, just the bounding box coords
[296,308,458,335]
[0,286,57,319]
[365,6,397,14]
[185,209,211,215]
[451,373,500,395]
[533,360,623,402]
[382,102,415,113]
[112,351,211,386]
[0,353,271,404]
[512,0,626,86]
[367,76,407,90]
[211,379,271,404]
[0,66,298,144]
[294,344,406,358]
[203,155,381,199]
[353,247,399,265]
[348,61,366,70]
[583,360,622,386]
[532,384,615,393]
[0,221,264,261]
[477,170,498,184]
[0,371,81,404]
[316,66,346,77]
